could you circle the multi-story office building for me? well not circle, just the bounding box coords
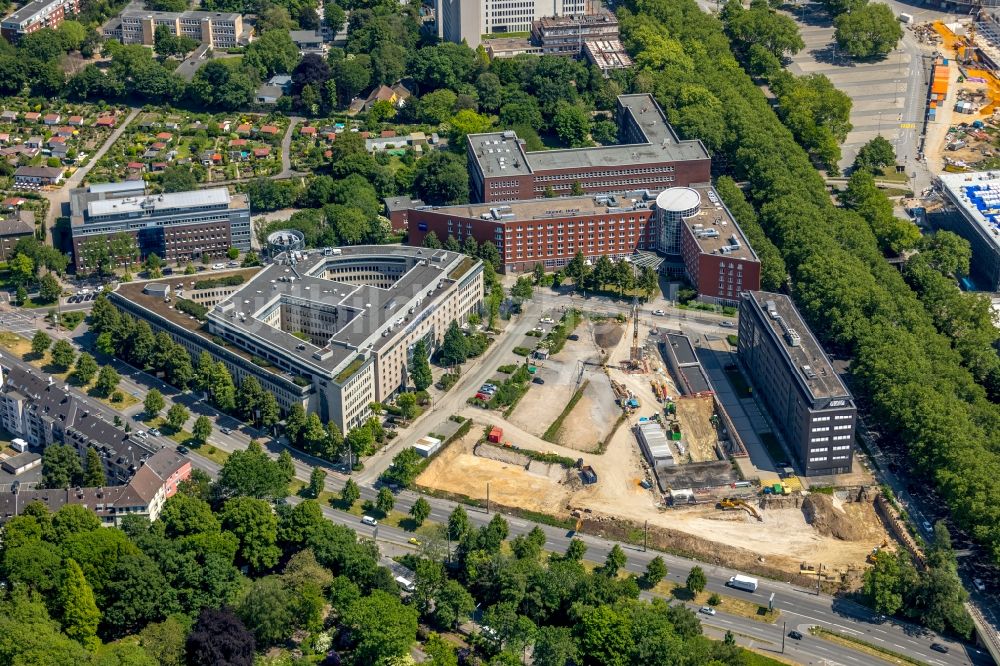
[405,182,761,290]
[70,181,251,269]
[737,292,856,476]
[937,171,1000,290]
[109,246,484,434]
[437,0,598,48]
[662,187,761,305]
[1,0,79,40]
[530,10,619,55]
[468,94,710,203]
[107,9,248,48]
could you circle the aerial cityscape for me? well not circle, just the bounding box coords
[0,0,996,663]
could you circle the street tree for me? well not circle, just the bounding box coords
[564,537,587,561]
[397,392,417,420]
[31,330,51,357]
[341,478,360,508]
[686,566,707,594]
[410,339,432,391]
[376,487,395,515]
[410,498,431,526]
[166,403,189,432]
[220,496,281,573]
[447,505,470,540]
[48,339,75,370]
[94,365,120,397]
[438,321,469,367]
[834,2,903,59]
[39,274,61,303]
[192,416,212,444]
[641,556,668,589]
[853,135,896,173]
[308,467,327,499]
[144,389,165,418]
[600,544,627,577]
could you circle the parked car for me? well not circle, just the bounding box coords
[699,607,716,616]
[653,309,665,316]
[720,321,735,328]
[922,520,933,533]
[788,631,803,640]
[361,515,378,526]
[974,578,986,592]
[540,317,554,324]
[532,377,545,385]
[134,430,148,439]
[930,643,949,654]
[475,392,489,401]
[177,446,189,455]
[148,428,161,436]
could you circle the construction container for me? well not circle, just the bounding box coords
[488,426,503,443]
[772,483,783,494]
[580,465,598,484]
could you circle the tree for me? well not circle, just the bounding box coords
[553,103,591,147]
[854,135,896,173]
[863,549,905,616]
[220,496,281,573]
[42,444,83,489]
[410,497,431,526]
[413,151,470,206]
[447,505,470,540]
[216,440,291,502]
[438,321,469,367]
[686,566,707,594]
[102,551,175,639]
[48,339,75,370]
[192,415,212,445]
[575,605,632,666]
[376,486,395,515]
[564,537,587,561]
[309,467,327,499]
[39,273,61,303]
[341,478,360,508]
[448,109,493,148]
[31,330,51,357]
[342,590,418,664]
[244,29,300,78]
[159,165,199,193]
[382,447,422,488]
[423,231,442,249]
[189,60,257,111]
[166,403,189,432]
[834,3,903,59]
[397,392,418,420]
[410,339,432,391]
[139,616,189,666]
[144,389,165,418]
[83,447,106,487]
[237,576,295,646]
[533,626,579,666]
[186,607,255,666]
[59,558,100,650]
[71,352,98,386]
[95,365,120,397]
[511,276,533,302]
[724,1,805,60]
[642,556,668,589]
[600,544,627,577]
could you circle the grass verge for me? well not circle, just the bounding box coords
[194,444,230,466]
[666,586,780,623]
[809,627,929,666]
[809,627,927,666]
[542,380,588,443]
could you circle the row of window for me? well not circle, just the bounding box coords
[535,166,676,182]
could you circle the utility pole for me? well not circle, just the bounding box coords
[816,563,822,595]
[782,621,786,653]
[643,520,648,552]
[486,482,490,513]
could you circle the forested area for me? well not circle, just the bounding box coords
[0,437,759,665]
[617,0,1000,568]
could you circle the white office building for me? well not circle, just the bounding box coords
[437,0,600,48]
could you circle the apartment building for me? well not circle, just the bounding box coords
[737,292,856,476]
[109,246,484,434]
[1,0,79,40]
[0,210,35,261]
[530,10,619,55]
[468,94,710,203]
[0,448,191,526]
[107,9,248,48]
[70,181,251,269]
[437,0,599,48]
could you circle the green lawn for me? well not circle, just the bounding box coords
[193,444,230,466]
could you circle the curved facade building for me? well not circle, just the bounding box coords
[655,187,701,257]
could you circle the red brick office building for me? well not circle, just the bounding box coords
[467,94,711,204]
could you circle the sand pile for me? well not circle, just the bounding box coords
[802,493,863,541]
[594,322,624,349]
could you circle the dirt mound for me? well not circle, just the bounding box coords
[475,442,529,467]
[594,322,624,350]
[802,493,862,541]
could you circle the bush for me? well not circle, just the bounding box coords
[708,593,722,606]
[110,390,124,403]
[497,364,517,374]
[437,373,459,391]
[175,298,208,320]
[512,346,532,356]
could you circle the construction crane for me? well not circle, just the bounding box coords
[629,262,641,366]
[966,0,984,64]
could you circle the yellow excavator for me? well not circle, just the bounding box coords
[718,498,763,522]
[866,539,889,564]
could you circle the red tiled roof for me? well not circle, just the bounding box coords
[381,130,397,138]
[229,139,248,146]
[156,132,173,140]
[300,126,317,135]
[253,147,270,157]
[260,125,279,134]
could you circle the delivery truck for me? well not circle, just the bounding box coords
[727,575,759,592]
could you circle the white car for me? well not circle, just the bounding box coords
[212,263,225,270]
[540,317,554,324]
[699,606,717,616]
[720,321,735,328]
[974,578,986,592]
[653,309,665,316]
[362,515,378,526]
[134,430,148,439]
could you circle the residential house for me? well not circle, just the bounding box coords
[14,166,63,186]
[0,210,34,260]
[43,113,60,125]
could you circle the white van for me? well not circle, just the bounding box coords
[361,515,378,526]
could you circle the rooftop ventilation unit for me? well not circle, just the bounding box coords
[766,300,778,319]
[801,364,817,379]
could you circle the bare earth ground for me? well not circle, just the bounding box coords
[672,395,720,463]
[419,319,889,576]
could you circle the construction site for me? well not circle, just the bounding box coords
[915,16,1000,172]
[415,304,893,585]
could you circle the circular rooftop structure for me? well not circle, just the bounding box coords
[267,229,305,255]
[655,187,701,216]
